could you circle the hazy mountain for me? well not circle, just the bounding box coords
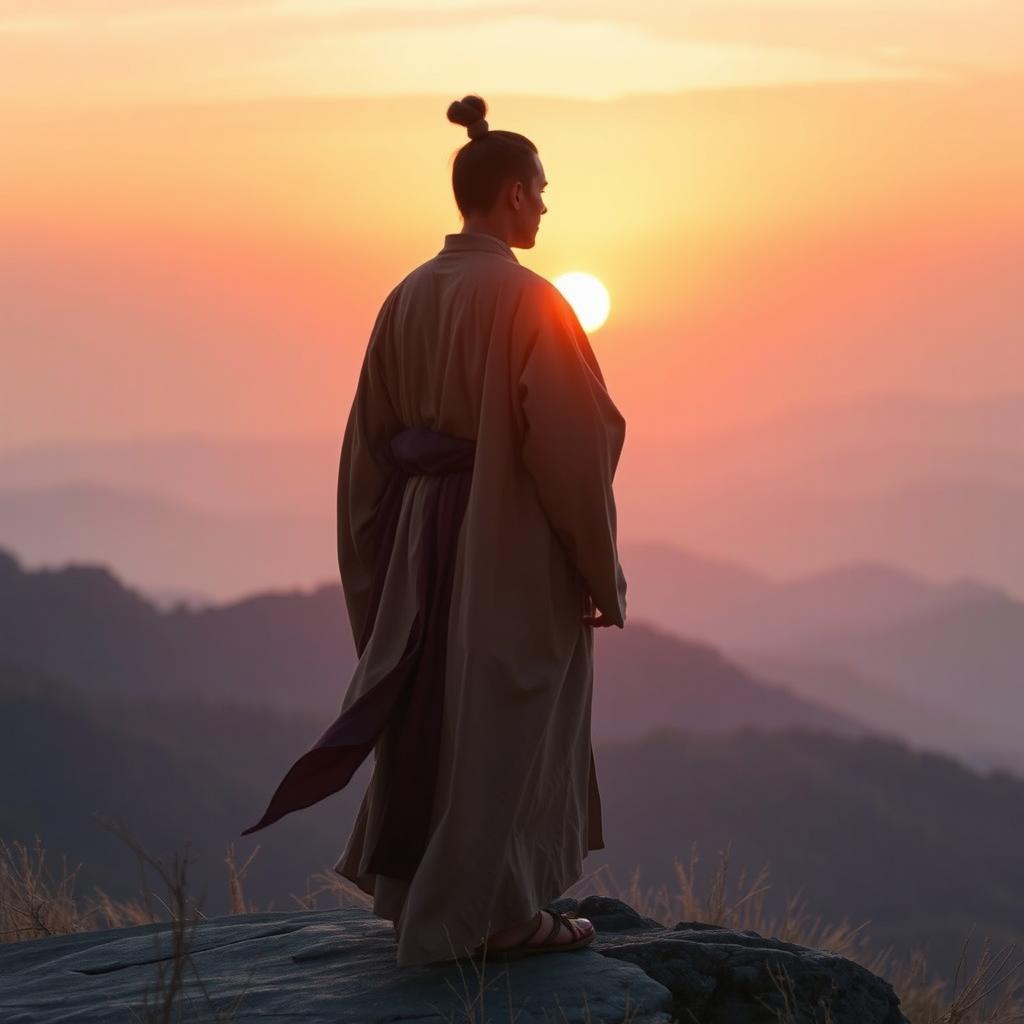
[595,725,1024,987]
[5,495,1021,768]
[0,435,335,517]
[619,391,1024,591]
[144,584,216,611]
[630,476,1024,603]
[648,391,1024,491]
[0,547,354,713]
[609,542,1024,773]
[4,390,1024,595]
[0,658,360,909]
[5,391,1024,515]
[0,477,1008,645]
[591,620,864,743]
[0,481,333,602]
[4,662,1023,988]
[0,547,856,739]
[722,647,1024,774]
[617,540,997,650]
[785,592,1024,752]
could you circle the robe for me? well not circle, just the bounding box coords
[255,230,627,968]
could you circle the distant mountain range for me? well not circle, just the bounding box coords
[619,540,1024,767]
[589,618,863,743]
[618,540,999,650]
[0,658,357,910]
[4,391,1024,596]
[0,480,333,601]
[785,592,1024,753]
[3,515,1023,773]
[3,657,1022,990]
[0,547,353,714]
[0,546,859,738]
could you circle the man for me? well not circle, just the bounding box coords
[241,94,628,967]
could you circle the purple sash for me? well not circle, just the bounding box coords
[240,426,475,881]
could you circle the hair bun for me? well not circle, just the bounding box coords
[446,94,489,140]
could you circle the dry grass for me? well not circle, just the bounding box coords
[0,817,259,1022]
[561,840,1024,1024]
[2,827,1022,1023]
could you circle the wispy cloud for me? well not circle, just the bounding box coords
[0,0,1013,107]
[242,16,942,102]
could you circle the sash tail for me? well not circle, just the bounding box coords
[239,426,476,875]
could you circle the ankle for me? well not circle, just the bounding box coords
[488,910,540,944]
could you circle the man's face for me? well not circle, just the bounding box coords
[512,155,547,247]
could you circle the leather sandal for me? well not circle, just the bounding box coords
[471,909,595,960]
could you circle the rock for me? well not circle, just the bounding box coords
[570,897,908,1024]
[0,897,908,1023]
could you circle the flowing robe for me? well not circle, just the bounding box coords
[317,231,625,967]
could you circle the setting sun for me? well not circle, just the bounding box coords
[553,272,611,333]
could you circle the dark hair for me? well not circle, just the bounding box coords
[446,94,539,218]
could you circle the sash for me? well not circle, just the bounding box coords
[240,425,475,882]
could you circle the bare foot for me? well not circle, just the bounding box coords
[487,909,594,951]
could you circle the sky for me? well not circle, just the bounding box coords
[1,0,1022,450]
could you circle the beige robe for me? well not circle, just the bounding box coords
[332,230,627,967]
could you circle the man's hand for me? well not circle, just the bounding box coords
[582,591,615,627]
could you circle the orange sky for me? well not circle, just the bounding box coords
[1,1,1022,451]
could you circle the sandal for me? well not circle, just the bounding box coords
[471,909,595,960]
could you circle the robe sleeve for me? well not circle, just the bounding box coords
[337,291,403,649]
[515,280,628,628]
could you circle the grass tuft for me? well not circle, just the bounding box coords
[2,829,1022,1022]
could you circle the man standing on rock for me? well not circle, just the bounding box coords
[240,92,628,967]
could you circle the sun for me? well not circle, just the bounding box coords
[553,272,611,332]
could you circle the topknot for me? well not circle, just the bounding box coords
[445,96,538,218]
[446,94,489,140]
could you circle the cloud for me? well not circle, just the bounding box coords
[0,0,1014,106]
[243,16,940,101]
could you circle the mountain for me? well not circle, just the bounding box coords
[785,591,1024,752]
[4,389,1024,596]
[0,473,1007,651]
[2,663,1022,988]
[724,647,980,749]
[4,521,1020,771]
[0,546,857,737]
[5,392,1024,516]
[0,658,361,910]
[0,481,333,602]
[595,726,1024,986]
[620,475,1024,602]
[608,542,1024,774]
[0,547,354,713]
[0,435,335,517]
[610,390,1024,591]
[617,540,997,650]
[591,620,863,742]
[642,391,1024,492]
[143,584,216,611]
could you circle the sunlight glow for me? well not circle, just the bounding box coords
[554,272,611,332]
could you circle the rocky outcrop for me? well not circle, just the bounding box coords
[0,896,908,1023]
